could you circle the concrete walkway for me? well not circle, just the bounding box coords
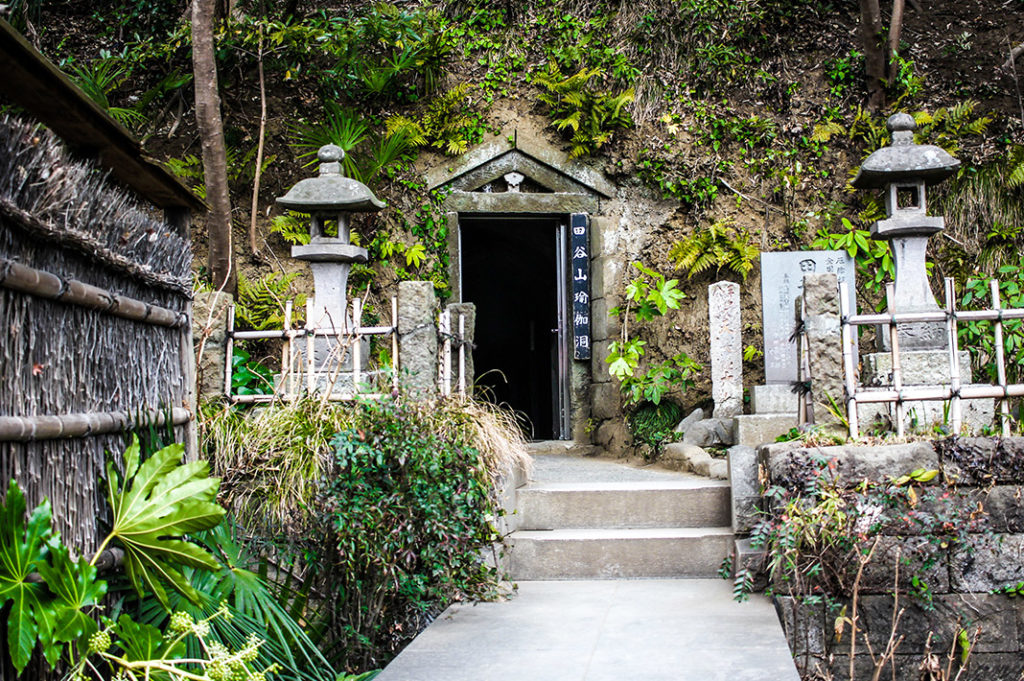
[375,580,800,681]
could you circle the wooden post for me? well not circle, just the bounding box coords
[352,298,362,395]
[224,305,236,399]
[990,279,1011,436]
[282,300,293,398]
[886,283,905,438]
[839,282,860,439]
[944,278,963,434]
[391,296,399,393]
[306,299,316,395]
[458,313,466,397]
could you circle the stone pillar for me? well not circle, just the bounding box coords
[802,273,844,425]
[192,290,232,400]
[398,281,438,397]
[445,302,476,396]
[709,281,743,418]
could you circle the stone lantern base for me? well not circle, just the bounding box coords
[857,349,994,431]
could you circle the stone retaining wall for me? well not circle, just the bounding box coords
[757,437,1024,681]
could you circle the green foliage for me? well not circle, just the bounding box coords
[811,217,894,304]
[100,437,225,609]
[67,54,147,129]
[669,218,758,280]
[606,263,700,408]
[232,348,274,397]
[637,150,719,209]
[887,55,925,104]
[236,271,302,331]
[912,101,991,155]
[271,212,313,246]
[745,455,989,609]
[289,104,414,185]
[627,400,683,457]
[130,524,336,681]
[824,50,863,98]
[386,84,486,156]
[534,62,633,158]
[960,259,1024,385]
[316,395,505,666]
[0,481,106,673]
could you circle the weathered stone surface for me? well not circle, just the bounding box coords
[760,250,855,384]
[446,302,475,396]
[708,459,728,480]
[660,442,709,473]
[594,420,630,456]
[673,407,704,434]
[751,383,799,414]
[862,349,972,385]
[397,281,438,397]
[803,273,845,426]
[444,190,597,214]
[952,533,1024,592]
[591,255,624,300]
[765,442,939,487]
[590,296,619,342]
[591,382,621,420]
[858,593,1018,654]
[977,485,1024,533]
[936,436,1024,485]
[193,290,232,399]
[709,281,743,418]
[735,413,797,446]
[728,445,760,532]
[857,536,950,594]
[733,537,768,590]
[774,596,827,661]
[683,418,735,447]
[590,339,614,382]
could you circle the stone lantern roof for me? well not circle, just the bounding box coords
[277,144,385,213]
[852,113,960,189]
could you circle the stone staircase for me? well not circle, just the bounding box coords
[508,453,734,579]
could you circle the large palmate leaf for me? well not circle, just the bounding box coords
[104,437,225,609]
[0,481,52,673]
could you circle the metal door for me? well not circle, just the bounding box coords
[553,223,571,439]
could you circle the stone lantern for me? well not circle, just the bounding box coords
[277,144,384,367]
[852,113,959,350]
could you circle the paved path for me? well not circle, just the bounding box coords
[375,580,800,681]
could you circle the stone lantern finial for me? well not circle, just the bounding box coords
[853,113,960,350]
[276,143,386,365]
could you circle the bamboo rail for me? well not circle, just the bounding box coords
[0,256,187,328]
[0,407,191,441]
[839,276,1023,439]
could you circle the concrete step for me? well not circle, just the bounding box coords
[509,527,733,579]
[516,480,730,530]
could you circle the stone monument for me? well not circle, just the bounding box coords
[276,144,385,379]
[709,281,743,418]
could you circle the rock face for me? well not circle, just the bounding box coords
[397,281,438,397]
[682,418,735,447]
[802,273,844,425]
[673,407,704,434]
[709,281,743,418]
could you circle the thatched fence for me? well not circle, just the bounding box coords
[0,114,195,555]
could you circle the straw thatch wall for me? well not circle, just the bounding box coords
[0,114,194,556]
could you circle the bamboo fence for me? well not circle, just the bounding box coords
[0,115,194,563]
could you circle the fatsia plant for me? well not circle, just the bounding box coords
[0,481,106,673]
[97,436,225,609]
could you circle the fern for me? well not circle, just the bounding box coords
[236,272,304,331]
[534,62,633,158]
[384,84,480,157]
[270,212,312,246]
[669,218,757,280]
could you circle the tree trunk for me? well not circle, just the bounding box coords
[858,0,886,110]
[887,0,906,78]
[191,0,236,293]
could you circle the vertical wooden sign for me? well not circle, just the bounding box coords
[570,213,591,360]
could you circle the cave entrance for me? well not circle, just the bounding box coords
[460,214,570,440]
